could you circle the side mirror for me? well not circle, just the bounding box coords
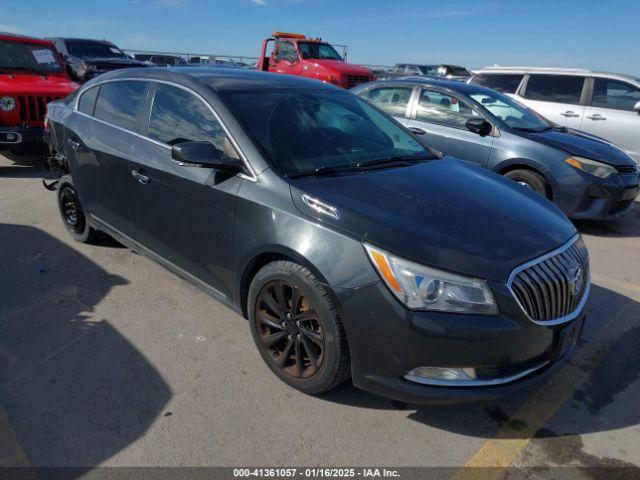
[465,117,492,136]
[171,141,243,173]
[634,101,640,115]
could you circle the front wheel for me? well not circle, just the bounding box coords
[57,175,97,243]
[504,169,550,199]
[248,261,351,395]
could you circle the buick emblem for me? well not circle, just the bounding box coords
[567,264,584,297]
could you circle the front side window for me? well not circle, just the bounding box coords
[274,41,298,63]
[224,90,431,176]
[65,40,127,59]
[469,91,551,132]
[0,40,63,74]
[470,74,524,94]
[524,75,585,105]
[592,78,640,111]
[415,89,479,129]
[148,84,240,160]
[78,86,99,115]
[94,81,147,131]
[405,66,421,75]
[365,87,413,117]
[298,42,342,61]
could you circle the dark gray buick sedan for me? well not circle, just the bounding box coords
[45,68,589,404]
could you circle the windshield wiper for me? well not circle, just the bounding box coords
[286,155,432,179]
[511,126,551,133]
[286,163,361,179]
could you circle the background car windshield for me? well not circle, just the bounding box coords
[470,91,551,131]
[298,42,343,61]
[225,90,430,176]
[66,41,127,59]
[0,40,62,73]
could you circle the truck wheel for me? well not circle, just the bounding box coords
[248,261,351,395]
[57,175,97,243]
[504,169,550,199]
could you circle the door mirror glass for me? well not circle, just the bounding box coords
[465,117,492,136]
[171,141,243,172]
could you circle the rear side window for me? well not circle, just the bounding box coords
[471,74,524,93]
[524,75,585,105]
[148,84,240,159]
[94,81,147,130]
[78,86,99,115]
[592,78,640,111]
[365,86,413,117]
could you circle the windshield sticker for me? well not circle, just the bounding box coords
[32,49,57,64]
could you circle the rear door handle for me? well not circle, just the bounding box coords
[67,138,81,151]
[131,169,150,184]
[586,114,606,121]
[408,126,428,135]
[561,111,580,118]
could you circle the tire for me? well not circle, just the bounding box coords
[56,175,98,243]
[248,261,351,395]
[504,169,550,198]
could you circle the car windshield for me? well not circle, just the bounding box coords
[66,40,127,59]
[0,40,63,73]
[224,89,433,176]
[297,42,343,61]
[469,90,552,132]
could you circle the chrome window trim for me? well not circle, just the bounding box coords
[507,234,591,326]
[73,77,258,182]
[404,360,550,387]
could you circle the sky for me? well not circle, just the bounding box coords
[2,0,639,75]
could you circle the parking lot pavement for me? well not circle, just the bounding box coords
[1,152,639,477]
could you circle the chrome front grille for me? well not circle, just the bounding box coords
[346,75,372,88]
[508,236,590,324]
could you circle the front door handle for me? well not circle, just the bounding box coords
[586,114,607,121]
[561,111,580,118]
[131,169,150,184]
[67,138,81,151]
[408,126,428,135]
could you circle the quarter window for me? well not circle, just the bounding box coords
[94,81,147,131]
[148,84,240,160]
[365,87,413,117]
[592,78,640,111]
[524,75,585,105]
[416,89,480,129]
[78,86,99,115]
[471,74,524,94]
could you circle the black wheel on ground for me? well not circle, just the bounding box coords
[56,175,97,243]
[504,169,550,198]
[248,260,351,395]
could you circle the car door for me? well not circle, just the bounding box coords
[66,80,150,238]
[270,40,302,75]
[582,77,640,162]
[405,87,494,166]
[127,82,246,300]
[518,74,586,128]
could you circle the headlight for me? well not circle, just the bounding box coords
[565,156,617,179]
[364,243,498,314]
[0,96,16,112]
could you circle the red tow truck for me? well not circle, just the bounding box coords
[257,32,374,89]
[0,33,78,152]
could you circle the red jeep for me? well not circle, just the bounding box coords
[0,33,78,152]
[257,32,374,89]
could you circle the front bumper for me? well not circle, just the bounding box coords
[335,281,585,405]
[566,172,639,220]
[0,125,45,146]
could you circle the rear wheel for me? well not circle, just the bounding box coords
[57,176,97,243]
[504,169,550,199]
[248,261,350,394]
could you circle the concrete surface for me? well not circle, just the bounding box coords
[1,152,639,478]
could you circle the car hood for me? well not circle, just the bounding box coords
[290,158,576,282]
[0,73,78,96]
[514,128,636,167]
[308,59,373,76]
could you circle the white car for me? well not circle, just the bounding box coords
[469,67,640,163]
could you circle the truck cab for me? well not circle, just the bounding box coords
[257,32,374,89]
[0,33,78,151]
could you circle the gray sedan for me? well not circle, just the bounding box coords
[353,79,639,220]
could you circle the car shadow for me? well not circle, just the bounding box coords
[574,204,640,238]
[0,224,172,473]
[0,150,50,179]
[320,284,640,440]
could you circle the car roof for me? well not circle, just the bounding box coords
[83,66,343,93]
[473,66,640,84]
[354,77,491,95]
[0,32,56,47]
[50,37,117,45]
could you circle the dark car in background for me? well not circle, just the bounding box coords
[46,67,589,404]
[134,53,188,67]
[48,38,148,83]
[379,64,471,82]
[353,79,639,220]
